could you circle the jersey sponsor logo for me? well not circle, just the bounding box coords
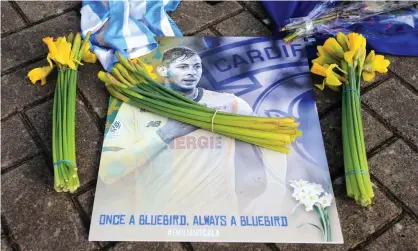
[146,121,162,127]
[109,120,122,133]
[168,136,223,149]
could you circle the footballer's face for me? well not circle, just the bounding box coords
[163,54,203,91]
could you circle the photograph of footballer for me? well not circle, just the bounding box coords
[97,45,287,216]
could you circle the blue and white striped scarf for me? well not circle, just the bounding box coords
[80,0,182,71]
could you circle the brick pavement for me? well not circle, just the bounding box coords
[1,1,418,251]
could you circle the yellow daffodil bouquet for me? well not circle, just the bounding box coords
[97,53,302,154]
[27,32,97,193]
[310,32,390,207]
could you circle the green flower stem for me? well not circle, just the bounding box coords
[314,205,327,241]
[57,70,65,183]
[62,71,69,171]
[342,91,353,198]
[118,87,293,142]
[131,84,298,126]
[324,208,331,241]
[53,71,61,191]
[122,86,297,132]
[356,68,374,199]
[104,53,301,154]
[351,66,373,205]
[68,69,77,163]
[107,86,293,152]
[347,66,367,204]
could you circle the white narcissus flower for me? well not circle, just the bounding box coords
[290,180,309,189]
[319,192,334,208]
[310,183,324,195]
[292,189,302,201]
[289,180,333,211]
[301,194,319,212]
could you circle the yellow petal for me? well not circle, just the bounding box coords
[327,63,347,75]
[365,50,375,64]
[373,55,390,73]
[326,64,347,84]
[325,73,343,86]
[317,46,337,61]
[142,63,158,80]
[27,66,53,85]
[324,38,345,59]
[344,50,356,66]
[347,33,362,52]
[362,71,376,82]
[311,62,328,77]
[315,79,326,91]
[67,60,76,70]
[43,37,57,55]
[336,32,349,51]
[312,56,326,65]
[46,54,54,68]
[82,51,97,63]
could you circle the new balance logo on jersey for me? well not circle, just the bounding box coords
[146,121,161,127]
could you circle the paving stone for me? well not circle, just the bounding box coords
[278,179,401,251]
[1,156,99,251]
[25,99,102,186]
[360,69,390,90]
[77,188,96,218]
[361,109,393,150]
[1,235,14,251]
[170,1,243,35]
[386,55,418,90]
[320,109,343,174]
[1,1,25,35]
[312,84,341,116]
[192,242,271,251]
[320,106,393,176]
[77,189,112,248]
[363,78,418,148]
[1,115,40,169]
[1,60,55,119]
[196,29,216,36]
[1,11,80,73]
[240,1,271,24]
[369,139,418,214]
[16,1,80,23]
[364,216,418,251]
[111,241,184,251]
[214,12,271,36]
[77,62,110,120]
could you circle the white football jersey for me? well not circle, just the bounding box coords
[99,88,254,215]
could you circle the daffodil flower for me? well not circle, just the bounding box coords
[344,33,366,66]
[311,62,347,91]
[81,42,97,64]
[347,32,364,53]
[362,50,390,82]
[323,37,345,59]
[43,37,76,70]
[140,61,158,80]
[27,66,53,85]
[336,32,349,52]
[312,46,338,65]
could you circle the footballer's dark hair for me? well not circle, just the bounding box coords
[162,46,199,65]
